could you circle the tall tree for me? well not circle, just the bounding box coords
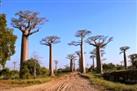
[0,14,17,69]
[66,54,77,72]
[120,46,130,69]
[11,10,45,78]
[41,36,60,76]
[86,35,113,73]
[69,30,91,73]
[129,54,137,69]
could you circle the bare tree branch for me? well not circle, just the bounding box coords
[68,41,80,46]
[75,29,91,38]
[66,54,77,61]
[28,28,39,36]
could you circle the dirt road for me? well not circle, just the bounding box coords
[2,73,99,91]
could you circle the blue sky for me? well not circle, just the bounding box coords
[0,0,136,69]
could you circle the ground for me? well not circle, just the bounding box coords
[1,72,99,91]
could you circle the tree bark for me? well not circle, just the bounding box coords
[49,44,54,76]
[96,46,103,74]
[77,54,81,72]
[92,57,95,69]
[123,51,127,69]
[70,59,73,72]
[73,60,75,71]
[20,34,29,78]
[80,38,86,73]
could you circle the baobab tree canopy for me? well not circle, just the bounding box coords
[120,46,130,52]
[86,35,113,47]
[75,30,91,38]
[40,36,60,46]
[67,54,77,61]
[12,10,45,36]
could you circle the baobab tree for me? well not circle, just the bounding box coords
[66,54,77,72]
[120,46,130,69]
[90,53,96,70]
[129,54,137,69]
[86,35,113,73]
[69,30,91,73]
[75,51,81,71]
[12,10,45,78]
[41,36,60,76]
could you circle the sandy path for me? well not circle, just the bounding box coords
[1,72,99,91]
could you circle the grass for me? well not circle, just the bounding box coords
[11,77,51,86]
[0,72,70,88]
[82,72,137,91]
[0,76,52,88]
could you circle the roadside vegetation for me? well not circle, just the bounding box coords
[82,72,137,91]
[0,64,70,88]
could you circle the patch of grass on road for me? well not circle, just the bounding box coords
[82,72,137,91]
[0,77,51,88]
[11,77,51,86]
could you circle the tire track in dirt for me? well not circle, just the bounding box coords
[1,72,99,91]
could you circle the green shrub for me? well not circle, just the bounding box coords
[39,67,48,77]
[11,77,51,85]
[9,70,19,79]
[0,68,10,79]
[21,58,49,79]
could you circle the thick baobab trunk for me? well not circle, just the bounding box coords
[123,51,127,69]
[79,58,80,71]
[73,60,76,71]
[20,34,29,78]
[49,44,54,76]
[92,57,95,69]
[80,39,86,73]
[70,59,73,72]
[96,46,103,74]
